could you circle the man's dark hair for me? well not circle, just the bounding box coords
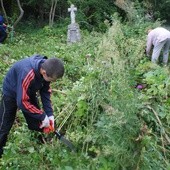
[41,58,64,79]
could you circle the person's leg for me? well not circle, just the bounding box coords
[0,95,17,157]
[0,29,7,43]
[22,111,43,132]
[22,111,46,144]
[151,41,166,63]
[162,38,170,65]
[23,110,56,144]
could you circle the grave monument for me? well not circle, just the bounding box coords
[67,4,81,44]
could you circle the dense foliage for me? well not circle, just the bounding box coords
[1,0,170,30]
[0,1,170,170]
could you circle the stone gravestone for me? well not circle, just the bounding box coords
[67,4,81,44]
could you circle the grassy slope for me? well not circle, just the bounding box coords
[0,21,169,169]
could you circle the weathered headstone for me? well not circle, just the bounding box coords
[67,4,81,44]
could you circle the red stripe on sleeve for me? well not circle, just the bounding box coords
[22,69,43,114]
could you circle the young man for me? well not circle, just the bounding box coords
[0,54,64,157]
[146,27,170,65]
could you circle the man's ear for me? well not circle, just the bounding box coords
[40,68,47,76]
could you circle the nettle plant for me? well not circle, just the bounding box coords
[136,62,170,101]
[144,67,170,99]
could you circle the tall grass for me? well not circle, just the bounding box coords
[0,18,169,169]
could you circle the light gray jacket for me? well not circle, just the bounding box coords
[146,27,170,55]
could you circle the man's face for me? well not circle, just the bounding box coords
[40,68,57,82]
[42,72,57,82]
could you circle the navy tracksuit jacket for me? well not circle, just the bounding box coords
[0,54,54,156]
[2,54,53,121]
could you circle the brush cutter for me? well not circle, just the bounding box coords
[43,114,76,152]
[44,125,76,152]
[54,130,76,152]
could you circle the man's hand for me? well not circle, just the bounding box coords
[48,115,54,129]
[43,116,55,134]
[145,49,151,57]
[40,115,50,128]
[144,49,147,55]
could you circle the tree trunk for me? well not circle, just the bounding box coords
[49,0,54,26]
[49,0,58,27]
[13,0,24,28]
[0,0,8,24]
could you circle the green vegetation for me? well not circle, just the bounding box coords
[0,1,170,170]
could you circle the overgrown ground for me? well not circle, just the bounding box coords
[0,17,170,170]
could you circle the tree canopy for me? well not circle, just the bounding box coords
[1,0,170,30]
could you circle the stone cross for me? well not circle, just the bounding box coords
[67,4,81,44]
[68,4,77,24]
